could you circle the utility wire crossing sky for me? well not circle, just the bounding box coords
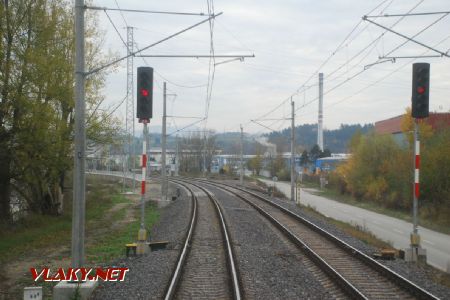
[94,0,450,134]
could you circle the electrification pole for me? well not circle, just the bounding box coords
[290,98,295,202]
[240,124,244,186]
[175,135,179,176]
[72,0,86,269]
[126,26,136,192]
[203,133,207,176]
[161,82,167,201]
[318,72,324,151]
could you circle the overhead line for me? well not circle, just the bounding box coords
[168,118,207,136]
[133,40,205,90]
[86,12,223,75]
[363,14,450,57]
[295,32,450,121]
[366,11,450,18]
[251,120,283,132]
[103,9,127,48]
[326,0,424,82]
[85,5,210,16]
[325,34,450,110]
[135,54,254,58]
[155,70,208,88]
[113,0,129,27]
[250,0,395,123]
[380,12,450,58]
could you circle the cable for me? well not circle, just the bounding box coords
[168,118,207,136]
[203,0,216,127]
[103,95,128,120]
[104,9,127,48]
[295,33,450,119]
[155,69,208,89]
[326,33,450,109]
[114,0,129,28]
[133,40,208,89]
[250,0,396,123]
[326,0,424,82]
[292,0,427,114]
[215,19,253,52]
[382,12,450,58]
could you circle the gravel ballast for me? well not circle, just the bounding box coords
[237,179,450,299]
[92,178,450,299]
[203,183,335,299]
[92,182,191,300]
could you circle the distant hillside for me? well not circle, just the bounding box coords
[215,132,264,154]
[266,123,374,153]
[127,124,373,155]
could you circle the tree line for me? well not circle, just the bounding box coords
[266,123,373,153]
[246,144,331,181]
[178,132,217,174]
[329,110,449,226]
[0,0,119,222]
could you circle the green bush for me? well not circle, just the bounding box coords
[328,171,347,194]
[420,129,450,226]
[333,128,450,228]
[276,168,290,181]
[339,133,410,209]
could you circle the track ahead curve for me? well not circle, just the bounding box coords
[164,179,242,300]
[195,178,439,300]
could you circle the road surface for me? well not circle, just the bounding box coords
[259,178,450,273]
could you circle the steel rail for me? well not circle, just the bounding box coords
[195,179,366,299]
[186,180,242,300]
[169,178,242,300]
[163,181,198,300]
[196,179,439,300]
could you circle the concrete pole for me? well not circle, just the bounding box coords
[290,98,295,202]
[71,0,86,268]
[161,82,167,201]
[240,124,244,186]
[175,135,179,176]
[318,73,324,151]
[203,134,207,176]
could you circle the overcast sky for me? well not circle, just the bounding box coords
[92,0,450,135]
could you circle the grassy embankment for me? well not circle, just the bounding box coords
[0,176,159,299]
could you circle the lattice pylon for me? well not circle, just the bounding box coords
[125,26,135,191]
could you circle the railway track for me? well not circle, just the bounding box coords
[191,178,439,300]
[164,179,241,300]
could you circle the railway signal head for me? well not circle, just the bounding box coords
[411,63,430,119]
[137,66,154,122]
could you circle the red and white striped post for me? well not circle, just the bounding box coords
[411,119,421,258]
[140,123,147,228]
[137,120,149,254]
[414,135,420,200]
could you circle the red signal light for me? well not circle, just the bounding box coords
[417,86,425,95]
[140,89,149,97]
